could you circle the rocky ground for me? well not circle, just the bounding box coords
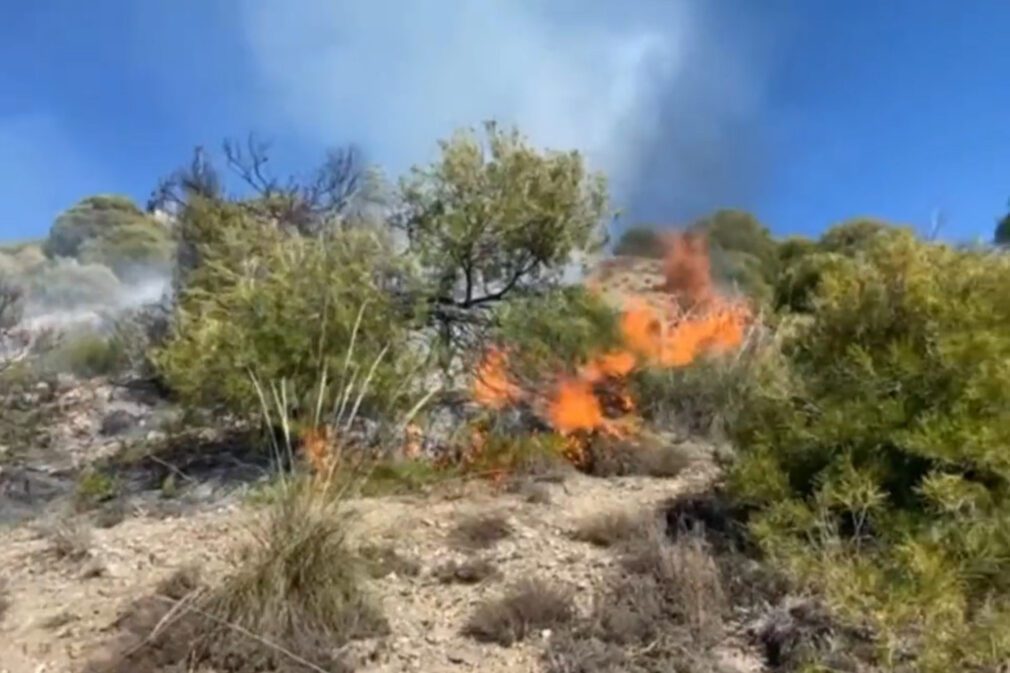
[0,258,785,673]
[1,461,770,673]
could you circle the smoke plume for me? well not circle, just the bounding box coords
[239,0,783,230]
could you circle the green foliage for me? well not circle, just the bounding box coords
[995,202,1010,246]
[44,328,126,379]
[398,121,609,310]
[44,195,174,280]
[728,228,1010,670]
[772,222,915,315]
[493,286,622,380]
[613,226,664,258]
[692,209,778,306]
[818,217,901,255]
[155,211,425,421]
[631,337,779,440]
[694,209,778,275]
[75,468,120,510]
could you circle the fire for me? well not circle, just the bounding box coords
[470,230,753,465]
[548,378,604,435]
[473,346,521,408]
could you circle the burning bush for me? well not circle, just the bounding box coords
[469,230,755,471]
[728,228,1010,670]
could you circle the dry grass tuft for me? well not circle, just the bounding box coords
[586,438,695,479]
[38,516,93,562]
[194,482,388,669]
[546,514,729,672]
[82,480,384,673]
[449,510,514,551]
[508,477,553,505]
[569,509,648,548]
[433,557,500,585]
[464,578,575,646]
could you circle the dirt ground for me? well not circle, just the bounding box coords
[0,458,765,673]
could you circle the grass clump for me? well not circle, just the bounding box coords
[38,516,93,562]
[84,479,385,673]
[546,522,728,673]
[585,433,697,478]
[195,481,387,668]
[56,329,125,378]
[464,578,575,646]
[570,509,647,548]
[448,510,514,551]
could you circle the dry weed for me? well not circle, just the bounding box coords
[570,509,647,548]
[464,577,575,646]
[449,510,514,551]
[433,557,500,585]
[82,481,384,673]
[38,516,93,562]
[587,438,694,478]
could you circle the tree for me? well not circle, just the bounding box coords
[44,195,174,281]
[690,209,778,305]
[995,201,1010,247]
[151,135,374,238]
[818,217,899,255]
[692,209,778,275]
[396,121,610,348]
[613,226,664,258]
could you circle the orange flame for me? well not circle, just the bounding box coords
[470,230,753,467]
[472,346,521,408]
[549,378,604,435]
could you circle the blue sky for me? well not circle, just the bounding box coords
[1,0,1007,244]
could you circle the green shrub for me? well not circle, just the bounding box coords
[613,226,664,258]
[44,195,174,281]
[728,228,1010,670]
[45,328,126,379]
[155,216,426,422]
[492,285,622,381]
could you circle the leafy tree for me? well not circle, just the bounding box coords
[44,195,174,280]
[396,121,610,348]
[613,226,664,258]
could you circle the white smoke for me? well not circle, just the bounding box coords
[238,0,778,222]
